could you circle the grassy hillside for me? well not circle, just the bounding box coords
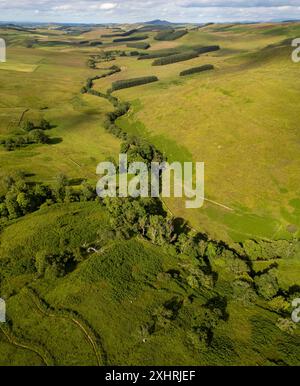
[1,202,299,365]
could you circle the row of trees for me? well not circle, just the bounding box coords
[193,45,220,54]
[111,76,159,91]
[152,51,199,66]
[180,64,214,76]
[155,29,188,41]
[127,42,150,50]
[113,35,149,43]
[138,50,180,60]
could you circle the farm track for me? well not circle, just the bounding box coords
[0,324,54,366]
[26,289,107,366]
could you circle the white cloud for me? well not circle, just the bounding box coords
[99,2,117,10]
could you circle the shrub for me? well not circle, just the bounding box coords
[28,129,50,144]
[111,76,158,91]
[155,30,187,41]
[152,51,198,66]
[180,64,214,76]
[23,121,35,132]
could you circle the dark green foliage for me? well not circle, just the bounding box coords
[180,64,214,76]
[23,119,51,132]
[254,268,279,300]
[127,42,150,50]
[152,51,198,66]
[22,121,35,132]
[138,50,180,60]
[0,172,97,223]
[243,239,297,261]
[82,66,121,95]
[193,45,220,54]
[1,119,53,151]
[35,250,77,278]
[111,76,158,91]
[155,29,188,41]
[113,35,148,43]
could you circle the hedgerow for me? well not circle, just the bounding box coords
[193,45,220,54]
[180,64,214,76]
[138,50,180,60]
[111,76,159,91]
[152,51,198,66]
[155,29,188,41]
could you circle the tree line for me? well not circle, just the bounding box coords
[111,76,159,91]
[180,64,214,76]
[113,35,149,43]
[155,29,188,41]
[152,51,199,66]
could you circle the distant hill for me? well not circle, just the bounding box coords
[144,19,175,26]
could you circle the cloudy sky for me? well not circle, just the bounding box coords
[1,0,300,23]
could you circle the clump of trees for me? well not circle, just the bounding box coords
[111,76,159,91]
[35,250,77,278]
[180,64,214,76]
[242,239,297,261]
[0,119,53,151]
[26,119,51,131]
[0,172,97,222]
[155,29,187,41]
[192,296,229,348]
[254,268,279,300]
[152,51,199,66]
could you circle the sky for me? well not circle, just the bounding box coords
[1,0,300,24]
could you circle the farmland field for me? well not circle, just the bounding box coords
[0,20,299,366]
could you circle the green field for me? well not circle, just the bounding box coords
[0,21,299,366]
